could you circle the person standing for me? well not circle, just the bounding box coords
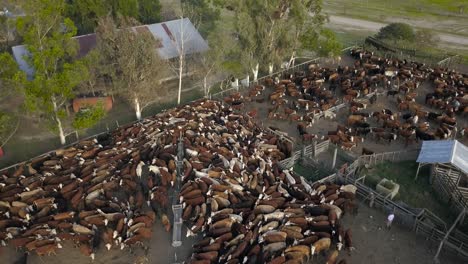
[386,213,395,229]
[369,192,375,208]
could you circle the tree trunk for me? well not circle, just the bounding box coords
[178,58,183,105]
[177,17,184,105]
[231,78,239,89]
[134,97,141,120]
[268,64,274,75]
[252,63,259,82]
[203,75,208,97]
[52,97,66,145]
[288,51,296,68]
[57,119,66,145]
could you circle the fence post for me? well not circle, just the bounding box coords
[313,141,317,158]
[331,146,338,169]
[301,145,306,161]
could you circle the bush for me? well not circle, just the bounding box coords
[72,103,106,130]
[376,23,415,42]
[0,111,16,145]
[415,28,438,46]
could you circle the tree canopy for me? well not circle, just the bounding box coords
[96,16,168,119]
[0,52,22,147]
[66,0,162,34]
[181,0,221,37]
[16,0,90,144]
[376,23,416,42]
[226,0,332,80]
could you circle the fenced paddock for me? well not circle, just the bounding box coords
[432,164,468,215]
[290,147,468,261]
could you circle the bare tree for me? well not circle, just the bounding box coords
[167,17,195,105]
[96,16,168,119]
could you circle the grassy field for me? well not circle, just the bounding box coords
[325,0,468,19]
[325,0,468,37]
[359,161,458,225]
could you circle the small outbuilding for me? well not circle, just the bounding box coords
[416,140,468,212]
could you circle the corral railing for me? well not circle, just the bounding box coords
[277,139,332,170]
[432,164,468,214]
[414,214,468,258]
[301,148,468,260]
[357,149,420,167]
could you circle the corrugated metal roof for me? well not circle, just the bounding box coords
[12,18,208,76]
[76,34,97,58]
[146,18,209,60]
[417,140,468,174]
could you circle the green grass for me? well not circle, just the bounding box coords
[360,161,457,225]
[294,162,334,183]
[325,0,468,18]
[324,0,468,37]
[0,86,205,169]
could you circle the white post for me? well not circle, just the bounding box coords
[231,78,239,90]
[134,97,141,120]
[332,146,338,169]
[252,63,259,82]
[52,97,66,145]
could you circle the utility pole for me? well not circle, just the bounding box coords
[172,136,184,255]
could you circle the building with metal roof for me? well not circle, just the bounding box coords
[415,140,468,214]
[12,18,209,77]
[417,140,468,175]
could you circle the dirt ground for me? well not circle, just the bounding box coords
[332,202,466,264]
[2,202,465,264]
[1,221,198,264]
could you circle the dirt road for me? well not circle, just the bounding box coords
[327,15,468,49]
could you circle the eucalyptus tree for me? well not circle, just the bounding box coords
[287,0,328,66]
[181,0,220,37]
[66,0,162,34]
[0,52,22,147]
[95,16,167,119]
[16,0,88,145]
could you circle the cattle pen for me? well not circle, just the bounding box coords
[1,45,467,263]
[276,143,468,261]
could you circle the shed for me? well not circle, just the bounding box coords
[12,18,209,77]
[416,140,468,212]
[416,140,468,178]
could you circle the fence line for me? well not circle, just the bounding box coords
[432,164,468,214]
[358,149,420,167]
[300,148,468,260]
[3,46,363,171]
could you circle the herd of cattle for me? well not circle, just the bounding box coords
[0,99,358,264]
[226,48,467,152]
